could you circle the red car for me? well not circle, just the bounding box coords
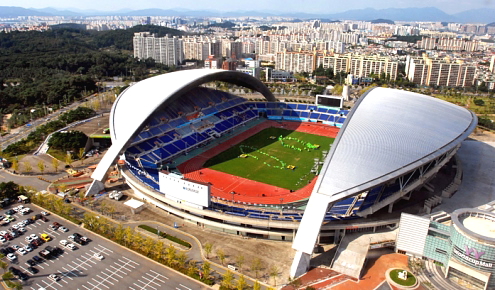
[4,234,13,241]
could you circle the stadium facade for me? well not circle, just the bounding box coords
[87,69,477,279]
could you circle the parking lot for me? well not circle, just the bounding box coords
[1,204,208,290]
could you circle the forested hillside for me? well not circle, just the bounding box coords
[0,25,185,114]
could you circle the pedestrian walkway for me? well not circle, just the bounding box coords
[416,260,459,290]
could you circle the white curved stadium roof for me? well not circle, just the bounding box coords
[90,69,275,183]
[316,87,477,202]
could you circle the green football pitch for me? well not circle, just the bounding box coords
[204,127,334,190]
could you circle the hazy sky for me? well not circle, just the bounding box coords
[1,0,494,14]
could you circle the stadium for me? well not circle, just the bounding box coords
[87,69,477,278]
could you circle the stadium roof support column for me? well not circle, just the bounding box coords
[290,193,331,278]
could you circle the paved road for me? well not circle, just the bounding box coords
[2,204,209,290]
[0,170,64,191]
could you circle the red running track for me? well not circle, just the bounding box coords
[178,121,339,205]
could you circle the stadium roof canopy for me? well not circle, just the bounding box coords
[314,87,477,204]
[291,87,477,275]
[89,69,275,191]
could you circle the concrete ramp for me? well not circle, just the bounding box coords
[331,230,398,279]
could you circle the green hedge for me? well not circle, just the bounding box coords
[138,225,191,248]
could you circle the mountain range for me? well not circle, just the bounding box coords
[0,6,494,23]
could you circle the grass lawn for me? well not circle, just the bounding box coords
[389,269,417,286]
[204,127,334,190]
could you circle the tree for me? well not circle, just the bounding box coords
[204,242,213,259]
[253,280,261,290]
[250,257,262,278]
[176,251,187,269]
[236,275,247,290]
[187,260,197,276]
[165,244,177,266]
[37,161,45,175]
[107,204,116,218]
[202,261,211,281]
[65,154,73,168]
[114,224,126,244]
[269,265,279,286]
[11,159,18,172]
[222,270,235,289]
[217,249,226,265]
[78,148,85,164]
[52,158,60,172]
[143,237,155,257]
[23,162,32,174]
[236,254,245,272]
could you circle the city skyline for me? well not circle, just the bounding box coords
[0,0,493,15]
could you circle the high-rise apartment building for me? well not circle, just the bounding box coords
[275,50,316,73]
[133,32,183,66]
[406,56,476,87]
[316,54,398,80]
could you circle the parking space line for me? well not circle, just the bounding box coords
[42,279,58,290]
[57,270,73,280]
[113,262,132,272]
[141,276,162,287]
[96,274,115,285]
[67,263,83,274]
[145,272,167,283]
[105,266,122,279]
[179,284,192,290]
[99,271,119,282]
[86,281,99,289]
[76,257,93,268]
[91,278,110,289]
[70,261,87,271]
[62,266,79,277]
[81,285,91,290]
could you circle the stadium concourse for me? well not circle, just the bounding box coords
[86,69,477,281]
[178,120,339,205]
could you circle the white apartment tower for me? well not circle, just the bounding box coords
[133,32,184,66]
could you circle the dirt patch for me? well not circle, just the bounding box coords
[469,128,495,142]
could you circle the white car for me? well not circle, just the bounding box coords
[0,231,7,236]
[17,227,26,233]
[16,248,27,255]
[58,226,69,232]
[11,224,19,230]
[93,253,104,260]
[6,253,16,261]
[59,240,68,246]
[29,234,37,240]
[41,211,49,216]
[48,274,60,281]
[66,243,76,251]
[11,245,19,250]
[25,236,34,243]
[24,245,33,252]
[0,236,6,243]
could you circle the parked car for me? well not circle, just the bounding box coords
[32,256,43,263]
[66,243,76,251]
[40,234,51,242]
[93,253,104,260]
[6,253,16,261]
[27,266,38,274]
[48,274,60,281]
[17,248,27,255]
[58,226,69,232]
[27,259,36,266]
[41,211,49,216]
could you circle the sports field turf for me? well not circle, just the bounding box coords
[204,127,334,190]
